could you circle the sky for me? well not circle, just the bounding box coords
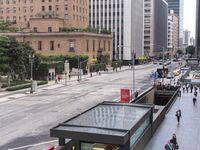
[183,0,196,37]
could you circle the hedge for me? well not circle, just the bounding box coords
[111,60,123,68]
[89,63,106,73]
[6,81,48,91]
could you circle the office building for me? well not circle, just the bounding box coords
[196,0,200,57]
[144,0,168,57]
[190,37,195,46]
[183,29,191,48]
[165,0,184,47]
[167,10,179,53]
[0,0,89,29]
[89,0,144,62]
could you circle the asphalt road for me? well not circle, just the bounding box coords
[0,63,176,150]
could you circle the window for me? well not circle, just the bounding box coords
[38,41,42,50]
[49,6,52,11]
[103,40,106,51]
[93,40,95,51]
[33,27,37,32]
[108,41,110,51]
[50,41,54,50]
[48,27,52,32]
[69,40,75,52]
[86,39,89,52]
[42,6,45,11]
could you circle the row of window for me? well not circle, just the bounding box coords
[35,40,111,52]
[0,0,33,4]
[0,6,33,14]
[0,0,63,4]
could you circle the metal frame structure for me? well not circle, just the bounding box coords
[50,102,153,150]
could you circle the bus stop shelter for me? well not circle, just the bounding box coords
[50,102,153,150]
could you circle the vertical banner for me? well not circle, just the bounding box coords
[121,89,130,103]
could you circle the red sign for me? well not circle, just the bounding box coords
[121,89,130,103]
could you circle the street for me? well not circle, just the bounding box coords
[0,63,177,150]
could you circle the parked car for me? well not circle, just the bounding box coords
[167,72,174,79]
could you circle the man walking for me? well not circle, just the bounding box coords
[175,110,181,123]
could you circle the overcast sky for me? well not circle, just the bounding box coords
[183,0,196,37]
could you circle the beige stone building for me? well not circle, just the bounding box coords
[0,0,113,61]
[168,10,179,54]
[1,32,112,61]
[0,0,88,29]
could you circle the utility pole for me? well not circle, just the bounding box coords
[77,56,80,81]
[29,54,35,93]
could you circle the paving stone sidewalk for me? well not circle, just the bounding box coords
[145,89,200,150]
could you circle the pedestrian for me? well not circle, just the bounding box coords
[194,90,198,97]
[55,76,58,84]
[58,75,61,82]
[170,134,179,150]
[135,91,139,98]
[190,84,193,93]
[178,90,181,97]
[182,84,185,93]
[186,83,189,93]
[175,110,181,123]
[68,74,71,80]
[165,141,173,150]
[193,97,197,105]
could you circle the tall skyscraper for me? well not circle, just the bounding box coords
[144,0,168,57]
[167,10,179,53]
[183,29,191,48]
[196,0,200,57]
[165,0,184,47]
[89,0,144,62]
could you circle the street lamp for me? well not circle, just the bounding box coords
[29,54,35,93]
[118,45,136,98]
[79,59,88,81]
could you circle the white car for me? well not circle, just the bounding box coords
[167,72,174,79]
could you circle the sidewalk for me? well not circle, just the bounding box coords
[145,89,200,150]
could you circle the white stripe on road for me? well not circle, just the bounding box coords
[8,140,57,150]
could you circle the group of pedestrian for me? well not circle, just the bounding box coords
[165,134,179,150]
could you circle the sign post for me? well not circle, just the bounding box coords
[121,89,131,103]
[64,60,69,85]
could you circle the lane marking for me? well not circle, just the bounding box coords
[8,140,57,150]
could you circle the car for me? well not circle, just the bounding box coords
[153,60,158,64]
[167,72,174,79]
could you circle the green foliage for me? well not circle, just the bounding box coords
[100,29,111,34]
[176,49,183,55]
[0,21,18,32]
[6,81,48,91]
[186,45,195,56]
[97,53,110,64]
[89,63,106,73]
[1,80,30,88]
[0,36,41,80]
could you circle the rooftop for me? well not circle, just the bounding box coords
[50,102,152,145]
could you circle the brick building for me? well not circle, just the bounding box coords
[0,0,113,61]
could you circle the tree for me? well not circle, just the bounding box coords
[176,49,183,55]
[0,21,18,32]
[186,45,195,57]
[0,36,41,81]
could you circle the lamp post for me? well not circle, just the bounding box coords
[118,45,136,98]
[29,54,35,93]
[80,59,88,81]
[77,56,80,81]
